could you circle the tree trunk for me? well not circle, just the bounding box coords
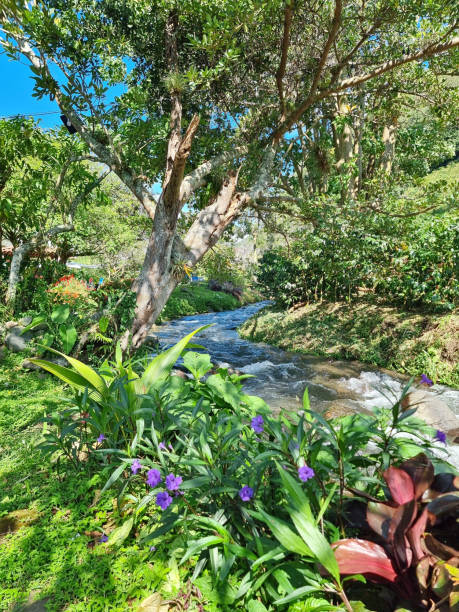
[333,97,357,200]
[128,173,244,350]
[129,201,178,348]
[381,121,397,174]
[5,243,32,305]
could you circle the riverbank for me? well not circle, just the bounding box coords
[158,282,259,321]
[239,301,459,388]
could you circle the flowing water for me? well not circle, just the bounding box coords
[153,302,459,420]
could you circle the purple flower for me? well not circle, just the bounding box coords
[146,469,161,488]
[149,546,156,552]
[251,415,264,434]
[159,442,167,451]
[239,486,254,502]
[435,430,447,444]
[168,443,173,451]
[165,473,183,491]
[99,534,108,543]
[131,459,141,475]
[97,433,106,443]
[420,374,433,387]
[156,491,173,510]
[298,465,315,482]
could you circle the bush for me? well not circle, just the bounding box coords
[257,210,458,312]
[31,330,457,610]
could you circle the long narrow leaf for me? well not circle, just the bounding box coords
[140,325,212,391]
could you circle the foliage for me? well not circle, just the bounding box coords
[27,329,457,610]
[0,356,175,611]
[196,245,253,289]
[22,303,79,355]
[333,453,459,608]
[257,181,458,312]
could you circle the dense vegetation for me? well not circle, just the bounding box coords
[0,0,458,609]
[1,334,457,611]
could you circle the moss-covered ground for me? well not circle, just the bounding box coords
[239,301,459,388]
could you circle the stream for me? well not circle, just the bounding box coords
[153,302,459,419]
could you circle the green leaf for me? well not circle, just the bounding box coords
[98,315,109,333]
[107,517,133,547]
[20,314,47,334]
[255,508,312,556]
[101,462,128,493]
[276,463,314,522]
[206,374,241,409]
[289,507,340,583]
[51,304,70,323]
[38,346,108,397]
[181,535,224,564]
[59,324,77,354]
[183,350,212,379]
[274,585,320,606]
[247,601,269,612]
[28,358,101,400]
[140,325,212,392]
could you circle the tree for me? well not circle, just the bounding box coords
[1,0,457,347]
[0,118,109,304]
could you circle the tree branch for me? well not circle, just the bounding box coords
[273,31,459,143]
[162,114,200,211]
[276,1,294,119]
[179,145,248,203]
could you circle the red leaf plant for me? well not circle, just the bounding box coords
[332,454,459,608]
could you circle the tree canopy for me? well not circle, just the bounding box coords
[1,0,457,345]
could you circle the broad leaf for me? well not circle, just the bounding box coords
[51,304,70,323]
[332,539,398,583]
[182,350,212,379]
[399,453,434,500]
[384,466,415,504]
[59,324,77,354]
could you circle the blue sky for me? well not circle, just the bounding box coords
[1,52,61,129]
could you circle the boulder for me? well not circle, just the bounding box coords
[19,315,33,326]
[5,331,28,352]
[402,390,459,441]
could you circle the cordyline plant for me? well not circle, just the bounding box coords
[333,453,459,610]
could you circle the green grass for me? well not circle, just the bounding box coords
[0,355,181,611]
[239,301,459,388]
[158,282,243,321]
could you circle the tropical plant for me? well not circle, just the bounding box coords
[333,453,459,610]
[21,303,79,354]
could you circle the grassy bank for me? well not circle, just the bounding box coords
[239,301,459,387]
[159,282,257,321]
